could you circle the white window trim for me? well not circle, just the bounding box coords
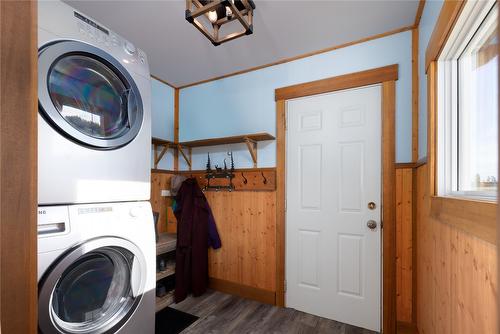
[437,0,497,200]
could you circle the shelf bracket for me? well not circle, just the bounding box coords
[177,144,192,170]
[154,144,170,169]
[244,137,258,168]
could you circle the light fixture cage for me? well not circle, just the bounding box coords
[186,0,255,46]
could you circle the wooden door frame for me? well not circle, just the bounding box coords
[274,64,398,334]
[0,1,38,332]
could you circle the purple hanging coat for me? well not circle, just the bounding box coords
[173,178,221,303]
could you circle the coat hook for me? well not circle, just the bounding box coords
[241,172,248,184]
[261,172,267,185]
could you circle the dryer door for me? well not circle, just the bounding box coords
[38,40,143,150]
[38,237,147,334]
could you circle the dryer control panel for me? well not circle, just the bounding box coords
[73,10,148,66]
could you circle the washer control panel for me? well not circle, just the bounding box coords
[73,10,147,65]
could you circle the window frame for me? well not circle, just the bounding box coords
[437,0,498,201]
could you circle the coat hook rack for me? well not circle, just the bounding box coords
[203,152,235,191]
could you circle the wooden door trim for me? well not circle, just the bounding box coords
[275,65,398,334]
[0,1,38,332]
[274,64,398,101]
[424,0,465,72]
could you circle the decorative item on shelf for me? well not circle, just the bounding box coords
[185,0,256,46]
[203,152,235,191]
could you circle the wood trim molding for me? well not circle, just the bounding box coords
[424,0,465,72]
[411,165,418,325]
[382,80,397,334]
[178,26,411,90]
[209,278,276,305]
[427,61,437,196]
[275,99,286,307]
[0,1,38,332]
[395,157,428,170]
[412,28,419,162]
[414,157,428,168]
[275,64,398,101]
[395,162,416,169]
[430,196,497,244]
[413,0,426,28]
[275,66,398,333]
[174,88,180,171]
[151,74,178,89]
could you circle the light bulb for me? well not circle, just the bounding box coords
[208,10,217,23]
[225,6,233,18]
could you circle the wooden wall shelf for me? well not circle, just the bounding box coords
[152,133,275,170]
[152,137,176,169]
[179,133,275,147]
[180,133,275,168]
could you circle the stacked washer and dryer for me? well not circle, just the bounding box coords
[37,2,155,333]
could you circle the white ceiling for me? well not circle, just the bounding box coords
[65,0,419,87]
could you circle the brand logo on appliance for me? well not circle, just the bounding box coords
[78,207,112,215]
[38,210,47,215]
[74,11,109,35]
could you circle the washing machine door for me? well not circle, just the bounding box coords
[38,237,147,334]
[38,40,143,150]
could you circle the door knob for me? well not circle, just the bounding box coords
[367,220,377,230]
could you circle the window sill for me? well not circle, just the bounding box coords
[430,196,497,244]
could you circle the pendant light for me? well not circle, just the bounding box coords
[185,0,256,46]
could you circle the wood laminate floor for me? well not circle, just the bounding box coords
[170,290,379,334]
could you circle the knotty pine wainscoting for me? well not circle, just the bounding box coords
[415,163,497,334]
[151,169,277,304]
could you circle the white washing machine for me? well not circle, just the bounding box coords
[37,201,155,334]
[38,1,151,205]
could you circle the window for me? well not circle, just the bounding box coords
[437,0,498,200]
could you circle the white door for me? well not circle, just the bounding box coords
[286,85,381,332]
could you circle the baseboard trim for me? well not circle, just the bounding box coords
[208,278,276,305]
[397,321,417,334]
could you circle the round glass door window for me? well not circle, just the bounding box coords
[48,247,141,333]
[38,41,143,149]
[48,55,136,139]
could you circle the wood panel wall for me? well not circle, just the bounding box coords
[151,170,277,301]
[205,191,276,292]
[416,164,498,334]
[150,171,177,234]
[396,167,413,324]
[0,1,38,332]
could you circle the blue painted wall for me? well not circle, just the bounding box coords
[150,77,175,170]
[179,31,413,170]
[418,0,444,159]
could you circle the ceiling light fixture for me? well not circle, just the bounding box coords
[186,0,255,46]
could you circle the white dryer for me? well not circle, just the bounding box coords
[37,201,155,334]
[38,1,151,205]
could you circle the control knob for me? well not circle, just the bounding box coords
[124,41,136,55]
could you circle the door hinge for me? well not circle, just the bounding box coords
[284,280,287,293]
[380,220,383,228]
[284,198,287,212]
